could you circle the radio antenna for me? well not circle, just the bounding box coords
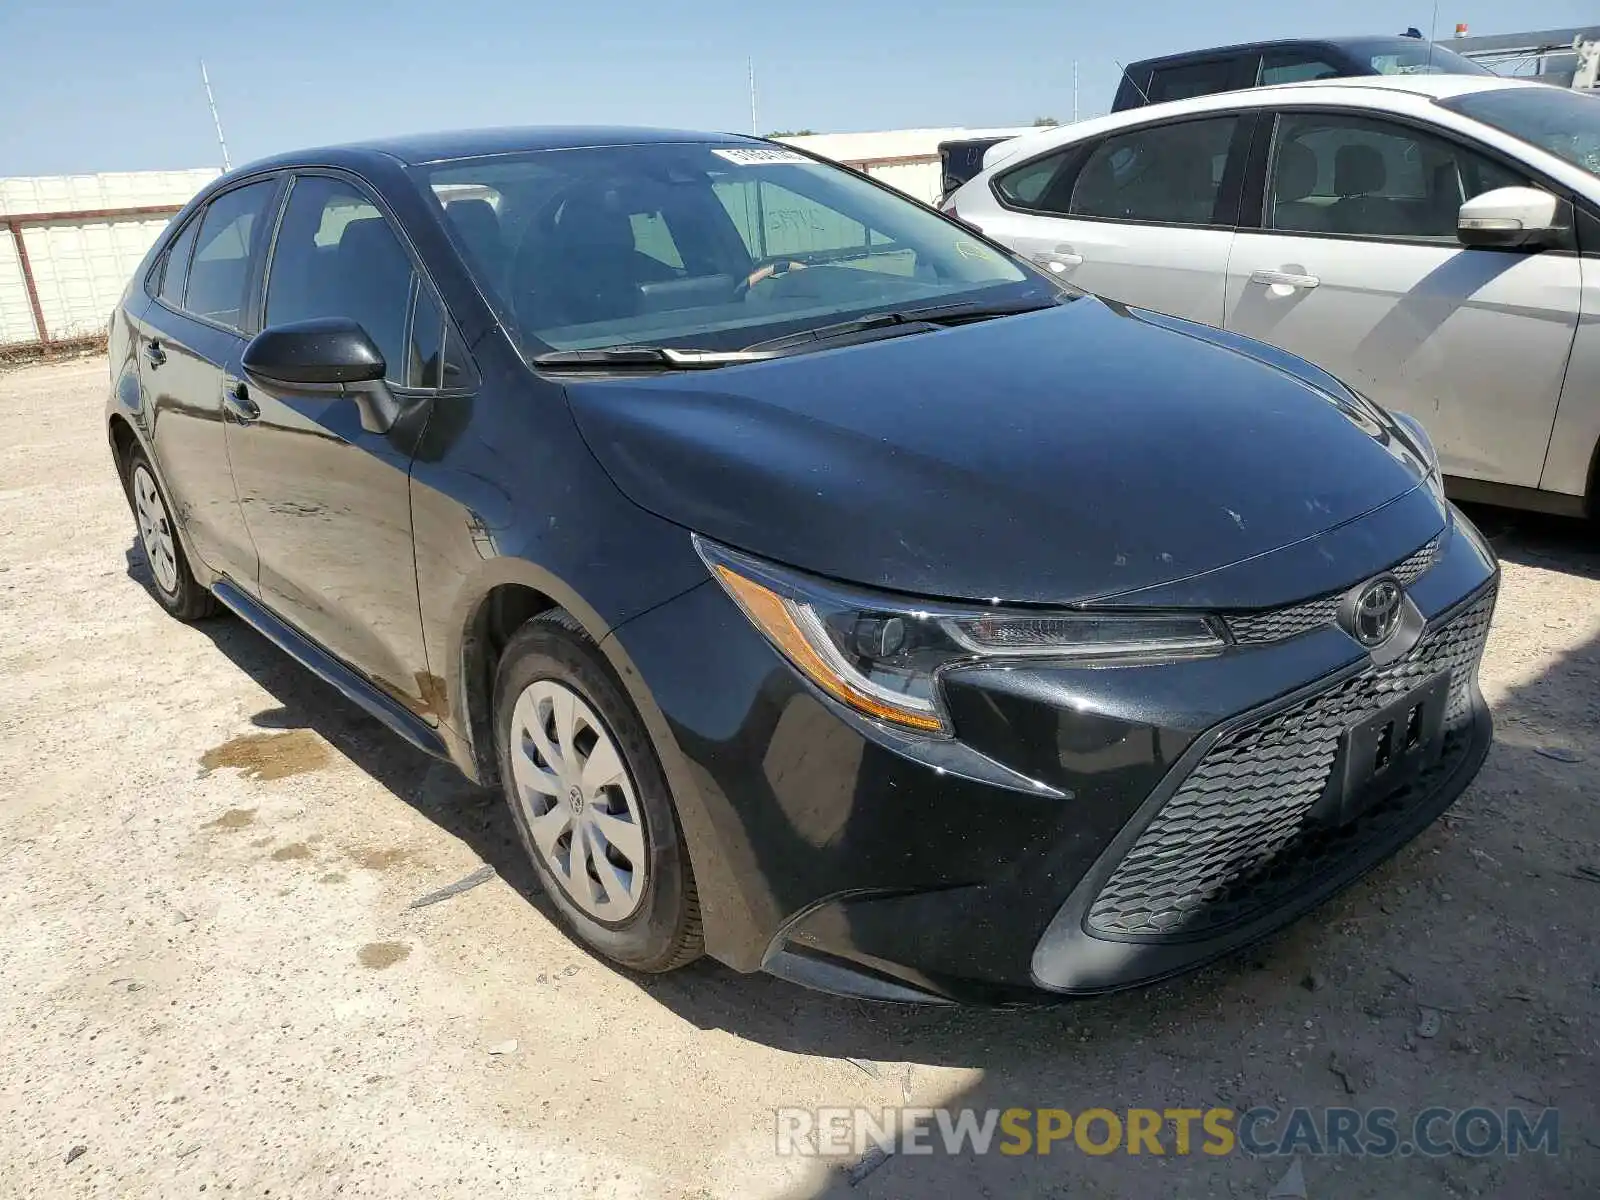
[200,60,232,172]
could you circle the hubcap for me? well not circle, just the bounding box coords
[509,679,647,921]
[132,465,179,595]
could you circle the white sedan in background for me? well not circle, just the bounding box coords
[948,75,1600,518]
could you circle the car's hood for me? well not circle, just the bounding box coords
[562,298,1432,607]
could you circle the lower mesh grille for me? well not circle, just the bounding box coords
[1085,582,1495,942]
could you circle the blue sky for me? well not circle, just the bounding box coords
[0,0,1592,175]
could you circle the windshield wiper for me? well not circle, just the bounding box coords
[531,346,779,371]
[532,296,1066,370]
[742,296,1063,353]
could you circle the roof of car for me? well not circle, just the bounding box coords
[981,74,1539,173]
[239,126,762,173]
[1127,33,1456,69]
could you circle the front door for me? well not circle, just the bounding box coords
[984,113,1247,324]
[226,172,435,717]
[134,179,280,588]
[1224,109,1582,489]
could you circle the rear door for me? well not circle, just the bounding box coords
[228,171,459,718]
[1223,108,1581,489]
[132,177,281,590]
[983,113,1250,324]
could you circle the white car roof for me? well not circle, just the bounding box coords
[981,74,1550,173]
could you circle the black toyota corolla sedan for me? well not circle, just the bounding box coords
[107,127,1498,1004]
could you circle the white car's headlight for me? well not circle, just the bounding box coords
[696,537,1225,735]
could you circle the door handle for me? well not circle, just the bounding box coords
[1037,248,1084,275]
[222,378,260,423]
[1250,269,1320,290]
[144,340,166,368]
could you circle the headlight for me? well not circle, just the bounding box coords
[1390,410,1445,503]
[695,537,1225,735]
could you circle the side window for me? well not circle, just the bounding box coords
[994,150,1073,209]
[1148,59,1236,104]
[1069,116,1240,225]
[629,211,685,270]
[1260,52,1343,85]
[183,180,277,330]
[1266,113,1532,240]
[408,284,445,389]
[157,217,200,309]
[266,175,415,384]
[711,179,872,258]
[407,283,475,390]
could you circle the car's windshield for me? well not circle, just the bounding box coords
[1348,38,1492,77]
[415,141,1048,354]
[1442,86,1600,179]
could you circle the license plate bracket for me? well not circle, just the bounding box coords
[1308,671,1452,827]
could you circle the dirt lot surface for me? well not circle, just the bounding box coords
[2,357,1597,1198]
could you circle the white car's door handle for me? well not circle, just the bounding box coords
[1250,269,1320,289]
[1036,247,1084,274]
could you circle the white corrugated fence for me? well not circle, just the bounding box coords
[0,169,218,347]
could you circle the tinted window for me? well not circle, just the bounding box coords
[157,217,199,308]
[421,143,1035,354]
[1070,117,1239,225]
[408,284,445,389]
[183,181,276,329]
[994,151,1072,208]
[1260,52,1343,85]
[1267,113,1528,239]
[266,176,415,384]
[1148,59,1236,104]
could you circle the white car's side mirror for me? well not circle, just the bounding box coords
[1457,186,1566,250]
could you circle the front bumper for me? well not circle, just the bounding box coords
[606,507,1499,1004]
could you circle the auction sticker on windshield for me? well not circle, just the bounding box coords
[713,147,812,166]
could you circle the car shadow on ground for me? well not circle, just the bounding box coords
[123,513,1600,1197]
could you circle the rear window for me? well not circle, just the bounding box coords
[1148,59,1237,104]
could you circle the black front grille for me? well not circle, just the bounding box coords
[1226,538,1440,646]
[1086,582,1495,942]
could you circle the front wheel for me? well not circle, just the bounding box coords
[493,610,702,973]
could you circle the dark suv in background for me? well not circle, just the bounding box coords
[1113,34,1492,110]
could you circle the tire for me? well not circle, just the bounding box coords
[493,609,702,973]
[122,445,218,621]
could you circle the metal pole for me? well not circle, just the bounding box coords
[6,221,50,345]
[748,59,758,136]
[201,60,232,172]
[1073,60,1079,123]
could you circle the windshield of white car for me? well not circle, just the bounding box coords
[1441,87,1600,179]
[1349,38,1492,77]
[416,142,1054,355]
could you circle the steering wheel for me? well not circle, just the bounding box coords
[733,259,808,298]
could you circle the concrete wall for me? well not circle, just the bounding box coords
[0,169,218,346]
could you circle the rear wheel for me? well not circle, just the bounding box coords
[493,610,702,972]
[123,446,217,621]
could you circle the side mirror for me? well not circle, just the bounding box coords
[242,317,386,386]
[243,318,403,434]
[1457,186,1565,250]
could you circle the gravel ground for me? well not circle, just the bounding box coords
[1,357,1597,1199]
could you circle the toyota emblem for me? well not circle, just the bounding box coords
[1346,577,1404,648]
